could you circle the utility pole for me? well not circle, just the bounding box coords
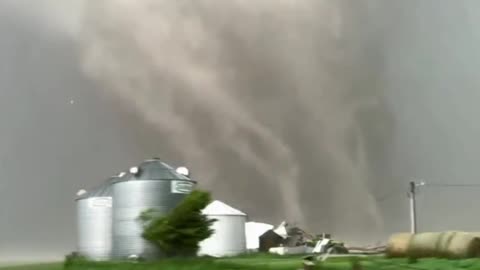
[408,181,417,234]
[408,180,425,234]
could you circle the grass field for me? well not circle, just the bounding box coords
[3,255,480,270]
[0,263,63,270]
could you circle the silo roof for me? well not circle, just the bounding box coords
[75,175,119,200]
[118,158,194,182]
[202,200,247,216]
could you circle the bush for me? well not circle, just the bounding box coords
[139,190,217,257]
[64,252,87,268]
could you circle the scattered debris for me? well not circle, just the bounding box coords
[127,254,145,262]
[260,221,307,253]
[259,229,287,252]
[259,221,350,256]
[320,246,334,262]
[312,238,331,254]
[245,222,274,251]
[302,260,316,270]
[347,245,386,255]
[303,255,316,261]
[256,220,386,258]
[270,246,309,255]
[274,221,289,239]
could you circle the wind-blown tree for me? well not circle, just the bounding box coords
[139,190,217,257]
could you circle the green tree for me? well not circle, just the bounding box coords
[139,190,217,257]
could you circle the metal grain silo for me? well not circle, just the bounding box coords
[198,200,247,257]
[111,158,195,260]
[76,175,119,261]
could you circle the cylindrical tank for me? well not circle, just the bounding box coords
[198,200,247,257]
[111,158,196,260]
[76,175,119,261]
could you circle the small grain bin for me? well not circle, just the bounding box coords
[199,200,247,257]
[111,158,195,260]
[76,175,119,261]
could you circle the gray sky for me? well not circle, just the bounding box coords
[381,0,480,233]
[2,0,480,261]
[0,1,176,260]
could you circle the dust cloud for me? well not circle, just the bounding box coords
[79,0,390,242]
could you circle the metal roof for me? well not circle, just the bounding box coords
[202,200,247,216]
[117,158,194,182]
[76,175,119,200]
[76,159,194,200]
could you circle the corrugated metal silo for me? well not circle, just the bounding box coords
[76,175,119,260]
[198,200,247,257]
[111,158,196,260]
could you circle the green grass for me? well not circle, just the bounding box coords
[64,257,297,270]
[5,256,480,270]
[0,262,63,270]
[341,257,480,270]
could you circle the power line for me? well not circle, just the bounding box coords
[425,183,480,187]
[373,182,480,203]
[373,180,480,234]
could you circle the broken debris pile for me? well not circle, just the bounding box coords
[257,221,349,255]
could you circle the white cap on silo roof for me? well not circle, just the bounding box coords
[202,200,247,216]
[129,166,139,174]
[176,166,190,177]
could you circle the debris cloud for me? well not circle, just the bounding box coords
[79,0,391,241]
